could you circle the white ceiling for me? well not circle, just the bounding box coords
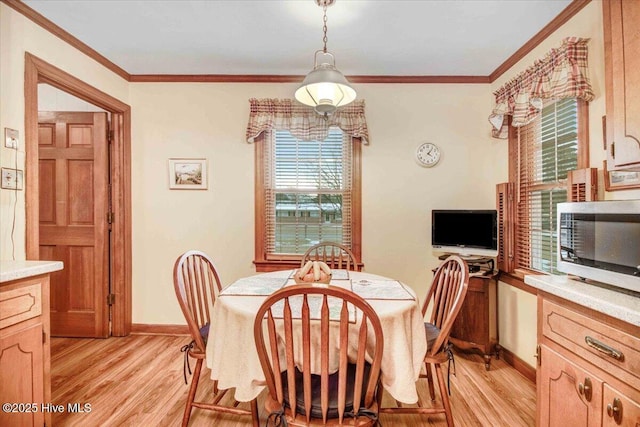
[23,0,573,76]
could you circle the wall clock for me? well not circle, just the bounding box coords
[415,142,441,167]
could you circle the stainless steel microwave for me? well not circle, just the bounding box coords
[557,200,640,293]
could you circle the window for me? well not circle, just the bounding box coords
[254,128,361,271]
[509,98,588,274]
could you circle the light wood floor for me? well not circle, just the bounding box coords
[50,334,535,426]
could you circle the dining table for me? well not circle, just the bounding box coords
[205,268,428,404]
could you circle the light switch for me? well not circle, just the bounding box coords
[4,128,19,150]
[1,168,23,190]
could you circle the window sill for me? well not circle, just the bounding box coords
[497,270,543,295]
[253,260,302,273]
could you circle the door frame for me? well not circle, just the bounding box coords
[24,52,132,336]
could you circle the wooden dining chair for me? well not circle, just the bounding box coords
[380,255,469,426]
[173,250,258,427]
[254,285,384,426]
[301,242,359,271]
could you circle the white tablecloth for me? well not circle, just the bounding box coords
[205,270,427,404]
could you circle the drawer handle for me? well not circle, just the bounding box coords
[578,377,592,402]
[606,397,623,424]
[585,336,624,361]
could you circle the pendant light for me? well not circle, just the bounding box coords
[294,0,356,116]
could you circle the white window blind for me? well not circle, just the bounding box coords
[517,98,578,273]
[264,128,352,255]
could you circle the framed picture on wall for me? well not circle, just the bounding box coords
[168,158,207,190]
[603,161,640,191]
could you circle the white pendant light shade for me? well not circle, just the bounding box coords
[295,52,356,115]
[294,0,356,116]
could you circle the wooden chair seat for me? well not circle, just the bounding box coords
[424,322,440,349]
[198,324,210,344]
[280,362,373,419]
[264,398,379,427]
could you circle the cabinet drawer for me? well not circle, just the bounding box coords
[541,299,640,385]
[0,283,42,329]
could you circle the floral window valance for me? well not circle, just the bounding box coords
[489,37,595,139]
[246,98,370,145]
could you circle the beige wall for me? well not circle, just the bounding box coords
[129,82,500,323]
[0,3,129,259]
[38,84,107,112]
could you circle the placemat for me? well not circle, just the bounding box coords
[351,279,415,300]
[220,276,287,296]
[331,269,350,280]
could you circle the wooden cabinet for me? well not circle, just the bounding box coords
[537,294,640,426]
[603,0,640,170]
[449,272,499,370]
[0,274,51,427]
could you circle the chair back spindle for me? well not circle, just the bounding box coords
[422,256,469,357]
[174,250,222,352]
[255,285,383,426]
[301,242,359,271]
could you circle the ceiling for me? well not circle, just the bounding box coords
[23,0,573,77]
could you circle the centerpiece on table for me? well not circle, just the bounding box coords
[294,261,332,284]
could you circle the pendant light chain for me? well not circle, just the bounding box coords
[322,2,328,53]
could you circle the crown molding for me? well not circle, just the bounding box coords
[129,74,303,83]
[3,0,590,85]
[489,0,592,82]
[348,75,490,84]
[130,74,491,84]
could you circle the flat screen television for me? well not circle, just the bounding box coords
[431,209,498,258]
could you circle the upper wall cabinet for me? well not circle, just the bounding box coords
[604,0,640,170]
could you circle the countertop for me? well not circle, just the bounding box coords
[0,260,64,283]
[524,274,640,327]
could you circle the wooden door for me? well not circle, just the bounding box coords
[38,112,110,338]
